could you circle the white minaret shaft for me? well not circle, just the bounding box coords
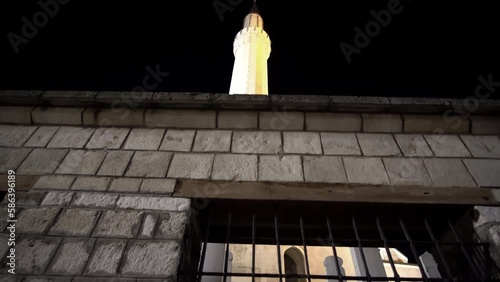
[229,1,271,95]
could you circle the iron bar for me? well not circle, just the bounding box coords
[299,214,312,282]
[223,212,232,282]
[423,218,454,280]
[196,210,212,282]
[446,218,483,280]
[399,217,429,282]
[352,216,372,282]
[275,213,283,282]
[375,216,400,282]
[326,214,344,282]
[252,213,256,282]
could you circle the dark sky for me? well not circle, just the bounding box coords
[1,0,499,98]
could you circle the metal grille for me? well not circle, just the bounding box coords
[178,200,500,282]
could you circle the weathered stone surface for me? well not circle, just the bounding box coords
[394,134,433,157]
[97,151,134,176]
[49,209,100,236]
[470,116,500,134]
[357,134,401,156]
[0,106,33,124]
[403,115,469,133]
[362,114,402,133]
[140,179,177,194]
[24,126,59,147]
[22,277,72,282]
[155,212,188,239]
[145,109,216,128]
[14,236,60,274]
[303,156,347,183]
[1,191,45,206]
[71,177,111,191]
[32,107,84,125]
[93,210,143,238]
[259,155,303,182]
[93,109,145,127]
[116,196,190,211]
[72,278,134,282]
[424,135,471,157]
[232,131,282,154]
[85,239,126,276]
[85,128,130,149]
[17,148,68,174]
[283,132,322,154]
[159,130,195,152]
[320,133,360,156]
[16,207,60,234]
[139,213,159,238]
[383,158,432,186]
[0,125,37,146]
[167,153,214,179]
[47,127,95,148]
[71,192,118,208]
[218,111,258,129]
[259,111,304,130]
[211,154,257,181]
[121,241,180,277]
[125,151,172,178]
[33,175,75,190]
[305,113,361,131]
[460,135,500,158]
[343,157,389,185]
[423,159,476,187]
[0,235,9,263]
[109,178,142,192]
[463,159,500,187]
[123,128,165,150]
[0,148,31,172]
[486,225,500,267]
[56,150,107,175]
[47,238,95,275]
[41,191,74,206]
[193,130,231,152]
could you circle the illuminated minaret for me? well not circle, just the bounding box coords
[229,0,271,95]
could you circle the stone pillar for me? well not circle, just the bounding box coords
[350,247,387,280]
[419,252,442,279]
[202,243,227,282]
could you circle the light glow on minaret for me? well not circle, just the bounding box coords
[229,0,271,95]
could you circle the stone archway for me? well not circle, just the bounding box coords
[284,247,306,282]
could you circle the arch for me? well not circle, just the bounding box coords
[284,247,306,282]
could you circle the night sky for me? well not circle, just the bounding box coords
[2,0,499,98]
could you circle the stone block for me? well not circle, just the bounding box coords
[0,125,37,146]
[145,109,216,128]
[305,113,361,131]
[211,154,258,181]
[116,196,190,211]
[463,159,500,187]
[120,241,180,277]
[49,208,100,236]
[71,176,111,191]
[259,111,304,130]
[47,126,95,148]
[357,134,401,156]
[0,148,31,172]
[93,210,143,238]
[55,150,107,175]
[41,191,74,206]
[85,128,130,149]
[93,109,145,127]
[0,106,33,124]
[362,114,402,133]
[47,238,96,275]
[193,130,232,152]
[32,107,84,125]
[218,111,258,129]
[159,130,196,152]
[14,236,60,274]
[71,192,118,208]
[18,149,68,174]
[343,157,389,185]
[320,133,361,156]
[259,155,303,182]
[138,213,159,239]
[460,135,500,158]
[470,116,500,134]
[167,153,214,179]
[109,178,142,192]
[33,175,75,190]
[424,135,471,157]
[232,131,282,154]
[16,207,60,234]
[140,179,177,194]
[24,126,59,147]
[155,212,188,239]
[123,128,165,150]
[424,159,476,187]
[303,156,347,183]
[394,134,433,157]
[283,132,322,154]
[474,206,500,228]
[85,239,127,276]
[0,235,9,263]
[1,191,45,206]
[125,151,172,178]
[97,151,134,176]
[403,115,469,133]
[383,158,432,186]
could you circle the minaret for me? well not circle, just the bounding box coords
[229,0,271,95]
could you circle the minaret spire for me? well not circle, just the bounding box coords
[229,0,271,95]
